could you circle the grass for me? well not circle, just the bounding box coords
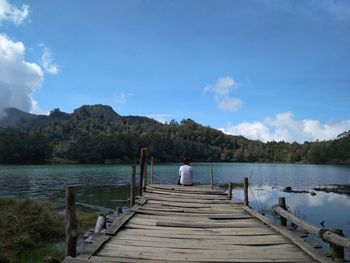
[77,211,99,234]
[0,198,99,263]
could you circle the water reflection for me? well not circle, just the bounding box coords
[233,185,350,258]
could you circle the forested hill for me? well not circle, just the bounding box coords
[0,105,349,164]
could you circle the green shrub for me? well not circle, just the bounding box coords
[0,198,65,261]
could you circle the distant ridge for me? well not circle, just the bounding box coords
[0,104,159,129]
[0,104,348,164]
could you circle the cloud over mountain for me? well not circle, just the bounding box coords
[221,112,350,143]
[0,34,43,117]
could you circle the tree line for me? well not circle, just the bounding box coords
[0,105,349,164]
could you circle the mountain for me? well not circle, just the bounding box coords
[0,105,158,131]
[0,105,349,164]
[0,107,39,127]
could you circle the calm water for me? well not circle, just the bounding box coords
[0,163,349,203]
[0,163,349,257]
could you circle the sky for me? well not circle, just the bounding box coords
[0,0,349,143]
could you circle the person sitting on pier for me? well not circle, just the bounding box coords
[178,158,193,186]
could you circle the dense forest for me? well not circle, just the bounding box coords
[0,105,349,164]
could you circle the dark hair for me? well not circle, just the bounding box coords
[183,158,190,165]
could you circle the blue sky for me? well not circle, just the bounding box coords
[0,0,349,142]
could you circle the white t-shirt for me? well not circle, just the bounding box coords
[179,165,193,185]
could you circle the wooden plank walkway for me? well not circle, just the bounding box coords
[65,184,332,263]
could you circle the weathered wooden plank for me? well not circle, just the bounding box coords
[92,255,316,263]
[208,214,252,219]
[109,234,290,246]
[155,220,264,228]
[123,225,279,237]
[104,241,301,251]
[118,226,278,236]
[242,206,332,263]
[105,211,136,235]
[131,209,251,218]
[98,246,312,260]
[147,184,226,195]
[140,204,245,214]
[133,213,251,221]
[147,184,222,191]
[137,205,247,214]
[78,233,110,259]
[144,189,228,200]
[144,199,237,207]
[141,194,241,205]
[129,215,260,224]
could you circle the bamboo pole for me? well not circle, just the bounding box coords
[65,186,78,257]
[227,182,232,200]
[243,177,249,206]
[274,206,350,250]
[150,157,154,184]
[210,164,214,190]
[139,148,148,195]
[278,197,287,226]
[130,165,136,208]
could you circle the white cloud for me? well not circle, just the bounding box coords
[114,92,132,104]
[0,34,44,117]
[218,97,242,112]
[145,111,204,124]
[0,0,29,25]
[221,112,350,143]
[40,44,59,74]
[204,76,242,112]
[145,113,173,123]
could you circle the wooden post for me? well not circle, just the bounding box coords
[279,197,287,227]
[330,228,344,261]
[227,183,232,200]
[130,165,136,208]
[139,148,148,195]
[210,164,214,190]
[117,207,123,216]
[150,157,154,184]
[142,152,148,191]
[244,177,249,206]
[65,186,78,257]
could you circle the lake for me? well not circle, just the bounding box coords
[0,163,349,257]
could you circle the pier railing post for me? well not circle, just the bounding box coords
[150,157,154,184]
[330,228,345,261]
[130,165,136,208]
[139,148,148,195]
[65,186,78,257]
[142,152,148,191]
[278,197,287,227]
[244,177,249,206]
[210,164,214,190]
[227,182,232,200]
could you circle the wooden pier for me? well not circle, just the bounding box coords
[64,184,333,263]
